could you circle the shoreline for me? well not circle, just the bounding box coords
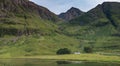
[0,54,119,62]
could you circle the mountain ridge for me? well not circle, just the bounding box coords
[0,0,59,21]
[70,2,120,28]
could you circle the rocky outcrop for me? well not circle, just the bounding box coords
[58,7,84,21]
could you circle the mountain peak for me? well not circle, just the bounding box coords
[67,7,83,13]
[58,7,84,21]
[69,7,79,10]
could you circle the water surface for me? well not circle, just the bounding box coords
[0,59,119,66]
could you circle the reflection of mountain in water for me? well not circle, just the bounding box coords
[0,59,120,66]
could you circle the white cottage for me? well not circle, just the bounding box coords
[74,52,81,54]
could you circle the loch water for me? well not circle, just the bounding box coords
[0,59,119,66]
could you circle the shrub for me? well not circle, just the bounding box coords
[25,48,33,52]
[84,47,93,53]
[56,48,71,55]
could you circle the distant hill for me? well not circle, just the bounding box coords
[58,7,84,21]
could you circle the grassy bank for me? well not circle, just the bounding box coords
[17,54,120,62]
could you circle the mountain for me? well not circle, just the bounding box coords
[58,7,84,21]
[69,2,120,38]
[62,2,120,53]
[70,2,120,28]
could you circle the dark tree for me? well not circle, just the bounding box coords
[56,48,71,55]
[84,47,93,53]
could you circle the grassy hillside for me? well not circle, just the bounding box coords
[0,14,82,57]
[61,23,120,51]
[0,0,81,57]
[0,0,79,57]
[0,34,81,57]
[0,0,120,57]
[0,14,59,35]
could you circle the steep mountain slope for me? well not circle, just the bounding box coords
[58,7,84,21]
[0,0,60,36]
[102,2,120,29]
[0,0,58,21]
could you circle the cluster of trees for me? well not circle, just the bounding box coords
[56,48,71,55]
[56,47,93,55]
[83,47,93,53]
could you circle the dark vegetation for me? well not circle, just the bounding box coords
[84,47,93,53]
[56,48,71,55]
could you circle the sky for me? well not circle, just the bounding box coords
[30,0,120,14]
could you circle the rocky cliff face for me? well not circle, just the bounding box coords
[58,7,84,21]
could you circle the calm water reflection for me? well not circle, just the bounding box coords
[0,59,119,66]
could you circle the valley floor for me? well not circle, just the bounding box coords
[12,54,120,62]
